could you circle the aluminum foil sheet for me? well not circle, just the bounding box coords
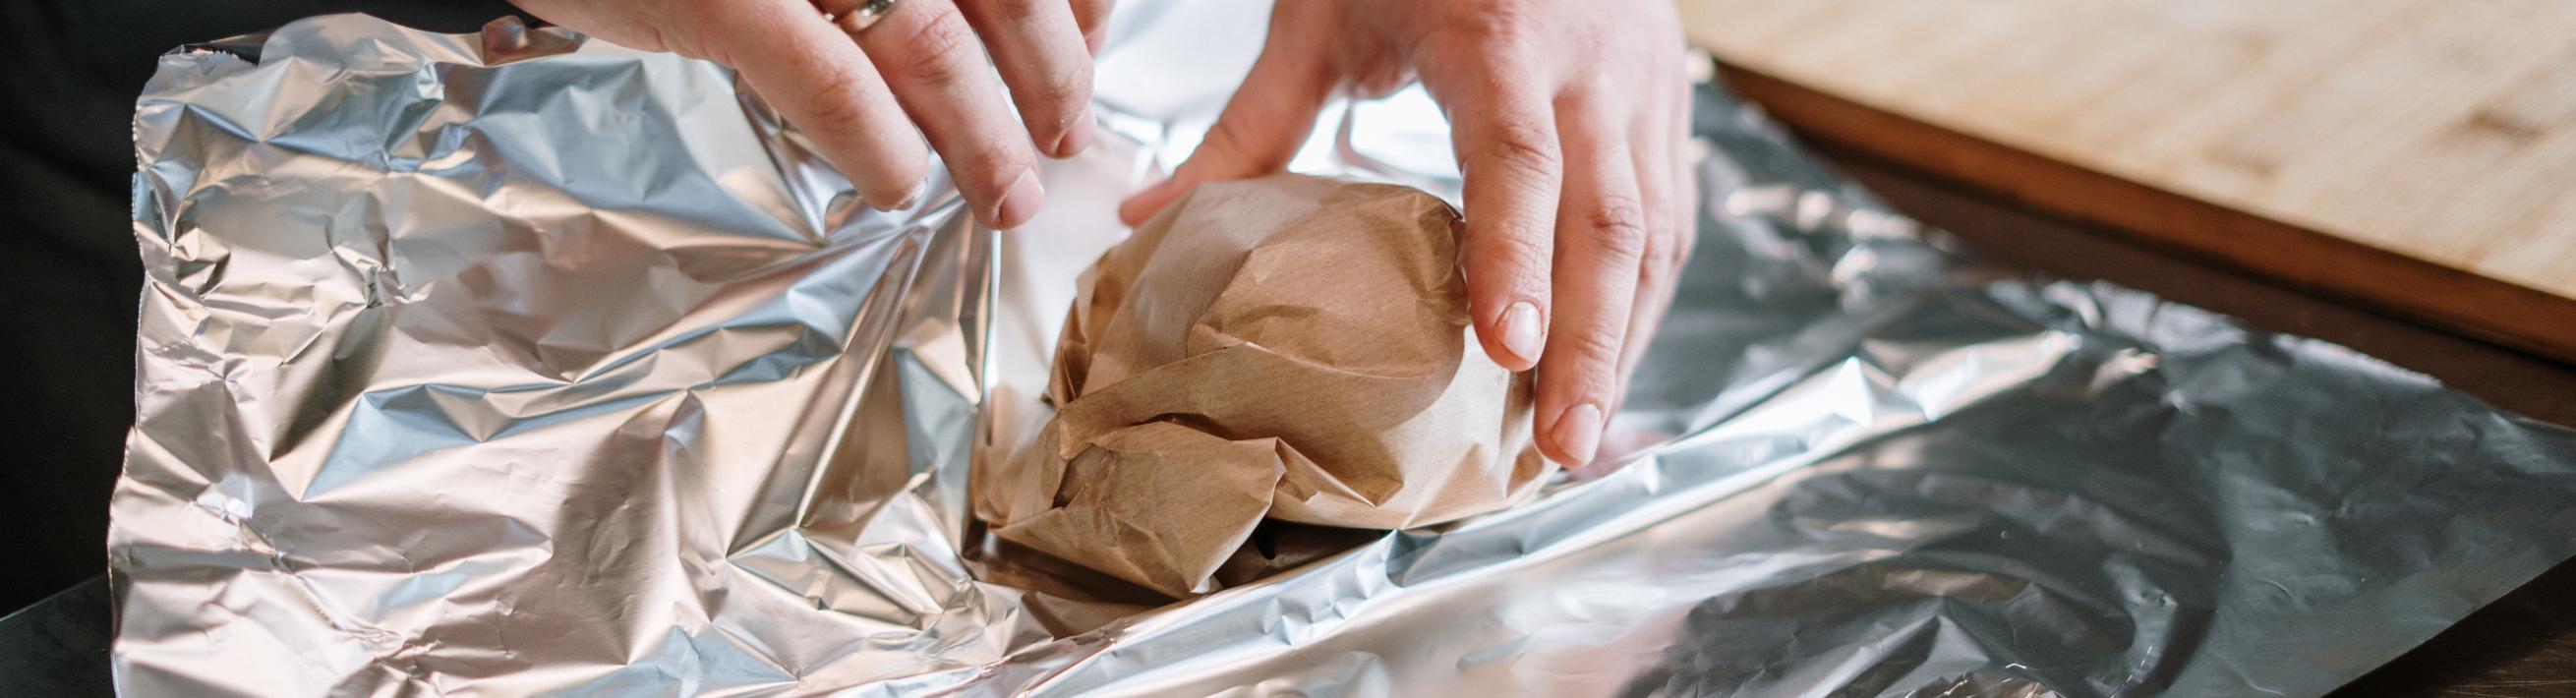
[111,3,2576,695]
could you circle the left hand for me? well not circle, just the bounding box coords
[515,0,1118,228]
[1117,0,1695,466]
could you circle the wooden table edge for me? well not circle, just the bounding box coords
[1710,63,2576,366]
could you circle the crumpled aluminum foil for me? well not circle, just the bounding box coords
[111,2,2576,696]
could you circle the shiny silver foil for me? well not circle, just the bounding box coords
[112,3,2576,696]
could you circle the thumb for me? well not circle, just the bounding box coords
[1117,27,1336,225]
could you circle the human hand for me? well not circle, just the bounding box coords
[513,0,1117,228]
[1116,0,1695,466]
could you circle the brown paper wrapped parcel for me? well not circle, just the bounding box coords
[975,174,1551,597]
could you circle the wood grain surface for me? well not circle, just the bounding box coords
[1677,0,2576,362]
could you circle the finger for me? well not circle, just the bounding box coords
[512,0,672,51]
[957,0,1096,157]
[1535,99,1648,466]
[697,0,926,209]
[1114,17,1335,226]
[1445,77,1563,374]
[855,0,1049,228]
[1607,127,1689,435]
[1610,75,1697,414]
[1069,0,1116,54]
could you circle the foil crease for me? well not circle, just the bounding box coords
[111,3,2576,696]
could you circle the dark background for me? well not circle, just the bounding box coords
[0,0,522,613]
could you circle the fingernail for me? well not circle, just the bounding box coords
[1053,110,1094,158]
[1497,301,1544,365]
[873,180,924,212]
[1086,29,1106,55]
[995,169,1043,228]
[1552,402,1604,464]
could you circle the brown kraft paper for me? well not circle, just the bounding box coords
[974,174,1551,597]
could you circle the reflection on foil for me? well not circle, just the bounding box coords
[112,2,2576,696]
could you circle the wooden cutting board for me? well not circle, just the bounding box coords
[1679,0,2576,361]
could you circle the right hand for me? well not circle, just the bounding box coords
[512,0,1117,228]
[1113,0,1696,466]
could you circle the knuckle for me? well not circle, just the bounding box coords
[1635,229,1684,286]
[660,27,728,64]
[892,12,979,86]
[1670,224,1698,267]
[1481,120,1561,174]
[803,70,879,130]
[1479,226,1552,270]
[635,24,689,58]
[988,0,1045,22]
[652,6,722,59]
[1587,196,1651,259]
[1467,233,1552,297]
[1437,1,1538,51]
[1025,68,1090,119]
[1563,325,1628,371]
[958,145,1032,193]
